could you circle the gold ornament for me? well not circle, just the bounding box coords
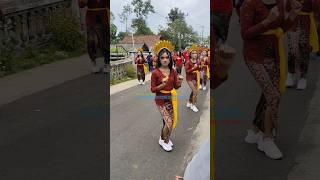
[153,40,174,55]
[188,44,200,53]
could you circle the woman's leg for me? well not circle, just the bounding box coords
[298,28,310,79]
[246,60,280,137]
[204,74,207,86]
[137,69,142,81]
[187,80,198,105]
[158,101,174,143]
[142,71,146,82]
[287,31,299,74]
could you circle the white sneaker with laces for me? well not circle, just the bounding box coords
[257,137,283,160]
[159,139,173,152]
[191,105,199,112]
[245,129,263,144]
[286,73,296,87]
[297,78,307,90]
[186,102,192,108]
[159,136,173,147]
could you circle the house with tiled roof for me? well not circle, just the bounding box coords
[118,35,161,52]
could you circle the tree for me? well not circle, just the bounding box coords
[132,18,154,35]
[110,12,118,44]
[117,31,129,42]
[119,4,132,33]
[158,7,200,51]
[131,0,155,35]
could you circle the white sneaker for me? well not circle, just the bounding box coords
[159,139,173,152]
[286,73,296,87]
[159,136,173,147]
[244,129,263,144]
[91,62,100,73]
[199,85,203,90]
[142,81,145,85]
[257,137,283,160]
[186,102,192,108]
[191,105,199,112]
[297,78,307,90]
[203,86,207,90]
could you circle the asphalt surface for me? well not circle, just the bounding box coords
[214,11,320,180]
[0,74,109,180]
[110,71,210,180]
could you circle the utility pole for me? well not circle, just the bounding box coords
[200,25,204,45]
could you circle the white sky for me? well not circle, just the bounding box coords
[110,0,210,37]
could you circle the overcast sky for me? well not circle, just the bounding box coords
[110,0,210,37]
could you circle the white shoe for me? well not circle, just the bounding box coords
[286,73,296,87]
[91,62,100,73]
[244,129,263,144]
[257,137,283,160]
[159,139,173,152]
[203,86,207,90]
[186,102,192,108]
[296,78,307,90]
[191,105,199,112]
[142,81,145,85]
[159,136,173,147]
[103,65,109,73]
[199,85,203,90]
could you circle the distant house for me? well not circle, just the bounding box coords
[118,35,161,53]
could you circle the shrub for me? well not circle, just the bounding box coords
[49,10,85,52]
[125,65,136,78]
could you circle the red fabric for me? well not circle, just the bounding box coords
[135,56,146,71]
[212,0,233,13]
[183,52,190,63]
[78,0,108,28]
[185,60,200,81]
[240,0,294,63]
[151,69,181,106]
[176,57,183,67]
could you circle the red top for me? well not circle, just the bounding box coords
[212,0,233,13]
[78,0,108,28]
[185,60,200,81]
[151,69,182,106]
[200,58,209,71]
[135,56,146,71]
[288,0,320,32]
[183,51,190,63]
[176,57,183,67]
[240,0,294,63]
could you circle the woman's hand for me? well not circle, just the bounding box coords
[288,0,302,20]
[162,76,169,84]
[262,6,280,26]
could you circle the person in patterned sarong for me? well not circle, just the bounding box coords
[151,41,183,152]
[286,0,320,89]
[78,0,109,73]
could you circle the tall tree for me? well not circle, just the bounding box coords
[119,4,132,33]
[158,7,200,51]
[131,0,155,35]
[110,12,118,44]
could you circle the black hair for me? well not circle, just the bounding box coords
[157,48,173,70]
[136,51,145,60]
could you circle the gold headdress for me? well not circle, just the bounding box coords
[137,48,143,52]
[153,40,174,55]
[188,44,200,53]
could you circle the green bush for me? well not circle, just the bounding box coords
[125,65,136,78]
[49,10,85,52]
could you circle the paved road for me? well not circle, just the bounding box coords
[214,11,320,180]
[0,74,109,180]
[110,71,210,180]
